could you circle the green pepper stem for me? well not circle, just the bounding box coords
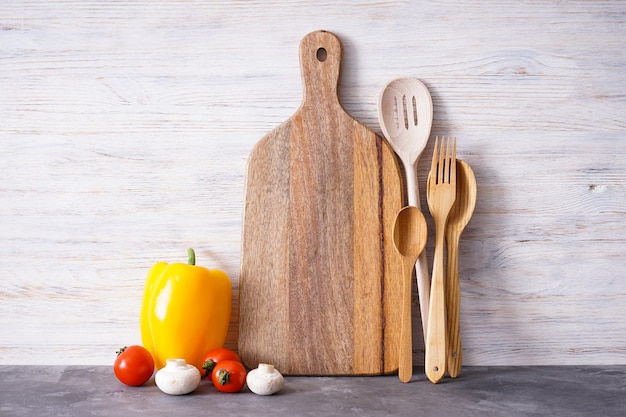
[187,248,196,266]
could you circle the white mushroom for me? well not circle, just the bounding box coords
[246,363,284,395]
[155,358,201,395]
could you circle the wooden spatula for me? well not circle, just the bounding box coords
[238,30,404,375]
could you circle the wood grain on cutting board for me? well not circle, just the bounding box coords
[239,31,404,375]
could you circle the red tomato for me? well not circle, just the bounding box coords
[201,348,240,377]
[113,345,154,386]
[211,360,247,393]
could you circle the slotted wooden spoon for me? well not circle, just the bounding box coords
[378,78,433,341]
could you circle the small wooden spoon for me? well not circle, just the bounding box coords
[392,206,428,383]
[427,159,476,379]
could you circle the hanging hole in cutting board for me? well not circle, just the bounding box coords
[316,47,327,62]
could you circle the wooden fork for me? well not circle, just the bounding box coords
[425,136,456,384]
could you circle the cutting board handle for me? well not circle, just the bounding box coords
[299,30,342,109]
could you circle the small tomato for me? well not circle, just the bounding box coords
[113,345,154,386]
[211,360,247,393]
[201,348,240,377]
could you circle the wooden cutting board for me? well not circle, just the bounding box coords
[239,30,404,375]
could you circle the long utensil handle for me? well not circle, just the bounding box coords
[399,259,414,383]
[446,232,462,378]
[425,227,446,384]
[406,164,430,341]
[415,252,430,341]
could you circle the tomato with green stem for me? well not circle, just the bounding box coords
[211,360,247,393]
[201,348,240,377]
[114,345,154,386]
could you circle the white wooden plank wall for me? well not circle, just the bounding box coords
[1,0,625,366]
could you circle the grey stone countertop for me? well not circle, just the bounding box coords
[1,365,624,417]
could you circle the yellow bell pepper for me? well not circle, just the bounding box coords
[140,248,232,371]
